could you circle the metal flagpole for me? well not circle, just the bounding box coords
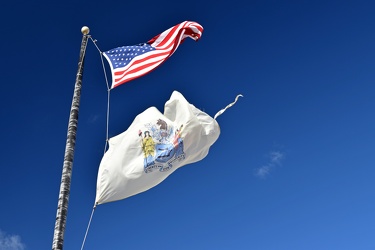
[52,26,90,250]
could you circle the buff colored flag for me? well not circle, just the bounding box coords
[95,91,242,205]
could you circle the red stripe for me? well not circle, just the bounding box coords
[169,30,185,55]
[151,23,181,47]
[126,61,162,75]
[113,50,170,76]
[113,59,165,86]
[160,22,192,47]
[109,21,203,88]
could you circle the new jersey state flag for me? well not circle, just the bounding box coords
[95,91,242,205]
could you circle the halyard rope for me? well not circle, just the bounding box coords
[79,36,111,250]
[90,36,111,153]
[80,205,96,250]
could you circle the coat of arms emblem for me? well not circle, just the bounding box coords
[139,119,185,173]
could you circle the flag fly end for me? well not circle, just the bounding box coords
[214,94,243,120]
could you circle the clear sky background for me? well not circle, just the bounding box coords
[1,0,375,249]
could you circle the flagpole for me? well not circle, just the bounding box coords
[52,26,90,250]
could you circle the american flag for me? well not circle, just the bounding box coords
[103,21,203,89]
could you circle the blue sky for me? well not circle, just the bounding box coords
[1,0,375,249]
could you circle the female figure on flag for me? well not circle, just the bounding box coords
[139,130,155,167]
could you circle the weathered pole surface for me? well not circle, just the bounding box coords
[52,26,90,250]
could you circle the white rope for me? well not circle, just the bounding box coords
[78,37,111,250]
[80,204,97,250]
[104,88,111,153]
[89,37,111,153]
[214,94,243,120]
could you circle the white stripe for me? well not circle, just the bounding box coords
[150,22,187,47]
[151,29,182,49]
[113,54,167,80]
[112,47,173,78]
[112,59,165,88]
[105,21,203,88]
[168,31,185,56]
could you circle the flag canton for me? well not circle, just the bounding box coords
[104,43,155,69]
